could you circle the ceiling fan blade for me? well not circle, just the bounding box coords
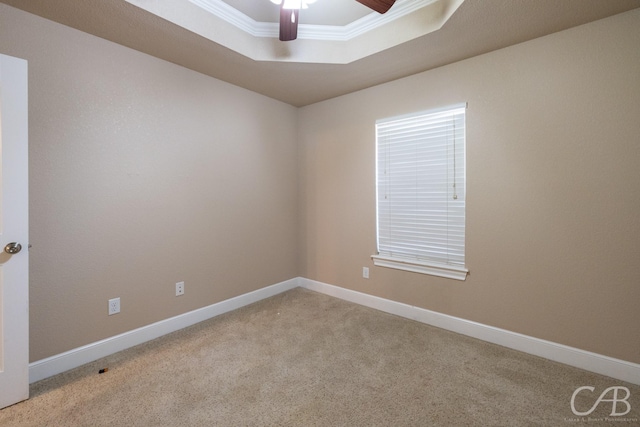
[279,6,299,41]
[355,0,396,14]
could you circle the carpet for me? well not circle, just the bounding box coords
[1,288,638,426]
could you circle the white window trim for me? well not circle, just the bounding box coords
[371,255,468,281]
[373,103,468,281]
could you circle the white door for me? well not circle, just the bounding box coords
[0,54,29,409]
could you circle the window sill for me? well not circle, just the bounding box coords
[371,255,468,281]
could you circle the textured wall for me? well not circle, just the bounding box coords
[299,10,640,363]
[1,3,639,366]
[0,4,299,361]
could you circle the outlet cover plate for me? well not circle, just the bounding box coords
[176,281,185,296]
[108,297,120,315]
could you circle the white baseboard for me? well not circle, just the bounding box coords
[30,276,640,386]
[29,278,300,383]
[299,278,640,386]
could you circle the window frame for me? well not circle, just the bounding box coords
[372,103,468,281]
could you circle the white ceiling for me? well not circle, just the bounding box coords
[1,0,639,107]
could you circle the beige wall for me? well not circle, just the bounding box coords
[1,3,639,366]
[0,4,299,361]
[299,10,640,364]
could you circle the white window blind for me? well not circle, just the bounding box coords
[374,104,467,280]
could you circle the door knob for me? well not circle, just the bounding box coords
[4,242,22,254]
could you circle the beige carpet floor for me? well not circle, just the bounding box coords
[1,288,638,426]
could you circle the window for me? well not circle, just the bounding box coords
[372,104,468,280]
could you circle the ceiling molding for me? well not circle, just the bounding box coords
[189,0,259,35]
[189,0,438,41]
[126,0,465,64]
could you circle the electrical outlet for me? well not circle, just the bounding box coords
[108,297,120,315]
[363,267,369,279]
[176,281,185,296]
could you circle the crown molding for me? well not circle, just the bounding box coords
[189,0,438,41]
[189,0,259,34]
[126,0,463,64]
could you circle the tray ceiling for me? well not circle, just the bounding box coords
[1,0,638,106]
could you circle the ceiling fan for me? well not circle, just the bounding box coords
[270,0,397,41]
